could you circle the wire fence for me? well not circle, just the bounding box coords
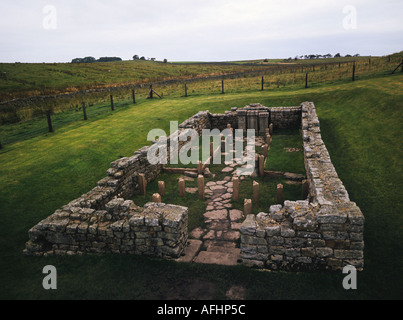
[0,56,401,149]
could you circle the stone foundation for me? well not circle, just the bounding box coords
[240,102,364,271]
[25,101,364,272]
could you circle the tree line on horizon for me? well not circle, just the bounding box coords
[71,55,168,63]
[285,53,360,61]
[71,56,123,63]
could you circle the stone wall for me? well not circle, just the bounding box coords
[24,112,212,258]
[269,106,301,129]
[240,102,364,271]
[25,200,188,257]
[25,102,364,272]
[209,110,238,130]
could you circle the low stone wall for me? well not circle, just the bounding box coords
[269,106,301,129]
[25,200,188,257]
[209,110,238,130]
[240,102,364,271]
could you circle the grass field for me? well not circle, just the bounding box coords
[0,69,402,299]
[1,53,401,126]
[0,60,278,100]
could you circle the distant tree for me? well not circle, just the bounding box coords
[345,54,352,57]
[334,53,341,58]
[71,56,96,63]
[140,56,146,60]
[324,53,332,59]
[163,59,168,63]
[97,57,122,62]
[133,55,139,60]
[150,58,156,61]
[353,54,360,57]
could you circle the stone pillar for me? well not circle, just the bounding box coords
[138,173,147,195]
[179,179,186,197]
[197,161,203,175]
[152,193,161,203]
[198,175,205,200]
[266,134,271,144]
[158,181,166,196]
[269,123,274,135]
[277,184,284,204]
[263,144,269,159]
[247,110,259,132]
[244,199,252,215]
[253,181,259,203]
[237,109,247,131]
[259,155,265,177]
[233,176,240,202]
[258,111,269,135]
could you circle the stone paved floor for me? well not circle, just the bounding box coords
[177,135,267,266]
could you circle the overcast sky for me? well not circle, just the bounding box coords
[0,0,402,63]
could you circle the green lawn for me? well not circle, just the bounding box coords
[0,73,402,299]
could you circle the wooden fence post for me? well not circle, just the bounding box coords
[305,72,308,88]
[352,62,356,81]
[0,140,2,149]
[132,89,136,104]
[46,110,53,133]
[82,102,87,120]
[110,94,114,111]
[185,83,188,97]
[221,79,225,94]
[149,85,154,99]
[261,76,264,91]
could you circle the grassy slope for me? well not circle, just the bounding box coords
[0,74,402,299]
[0,60,274,100]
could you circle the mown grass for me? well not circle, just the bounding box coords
[265,128,305,175]
[0,73,402,300]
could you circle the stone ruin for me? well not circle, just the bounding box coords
[24,102,364,272]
